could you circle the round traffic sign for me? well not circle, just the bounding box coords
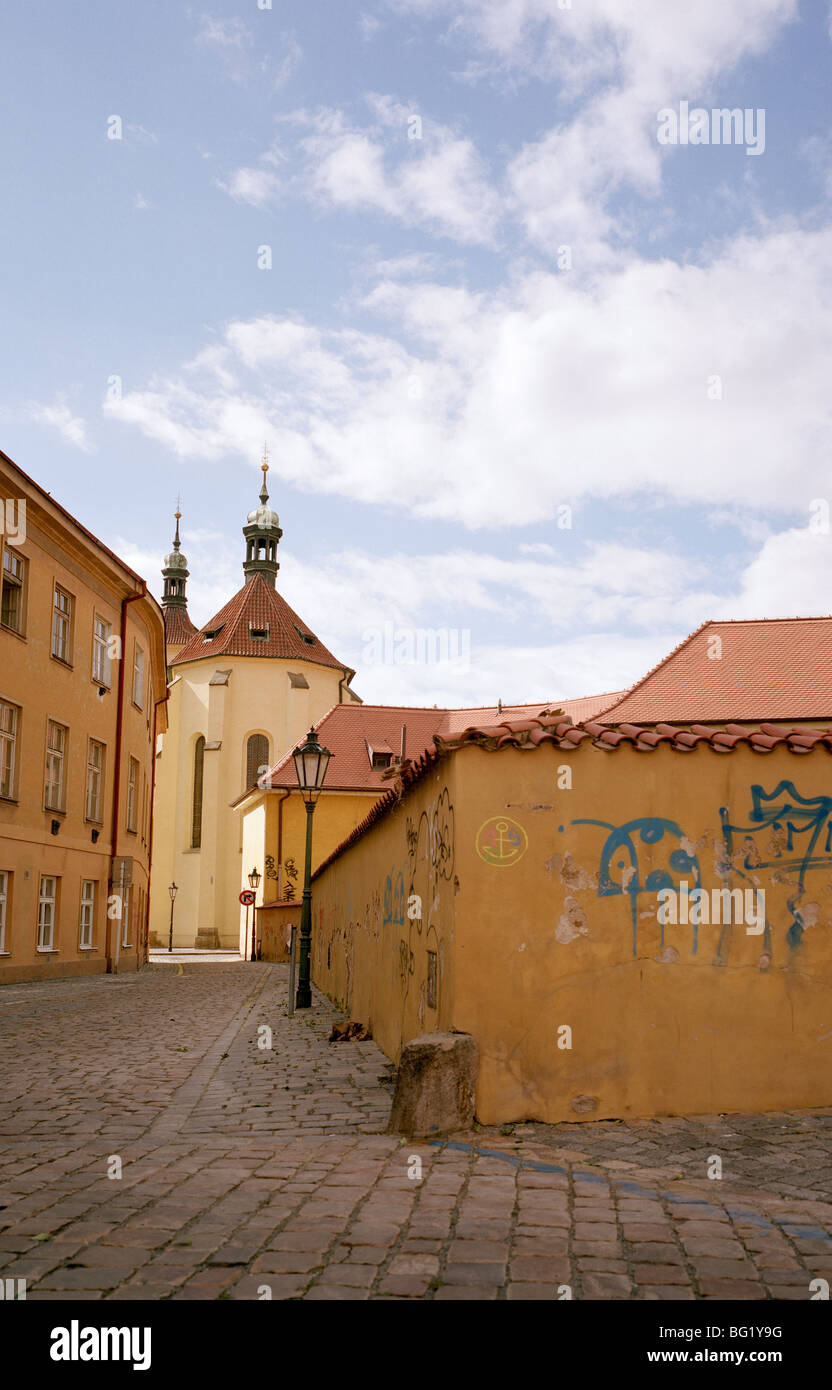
[239,890,256,906]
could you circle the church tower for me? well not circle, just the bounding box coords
[148,451,360,952]
[161,508,197,663]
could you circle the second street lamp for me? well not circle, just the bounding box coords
[248,866,261,961]
[292,727,332,1008]
[167,882,178,953]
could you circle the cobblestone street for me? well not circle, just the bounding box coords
[1,961,831,1301]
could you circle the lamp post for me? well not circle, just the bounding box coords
[167,882,178,953]
[248,866,261,962]
[292,728,332,1008]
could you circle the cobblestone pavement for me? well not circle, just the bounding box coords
[1,962,831,1301]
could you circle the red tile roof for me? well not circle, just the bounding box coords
[259,694,622,794]
[597,619,832,724]
[164,608,198,647]
[311,713,832,880]
[170,572,350,672]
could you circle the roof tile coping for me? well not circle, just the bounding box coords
[311,715,832,881]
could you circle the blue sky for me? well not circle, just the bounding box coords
[2,0,832,706]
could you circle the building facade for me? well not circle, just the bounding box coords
[149,459,360,951]
[0,449,168,983]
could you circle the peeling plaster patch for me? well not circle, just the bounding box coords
[546,850,596,891]
[570,1094,599,1115]
[758,953,771,971]
[654,945,679,964]
[555,896,588,944]
[620,864,636,893]
[518,942,526,952]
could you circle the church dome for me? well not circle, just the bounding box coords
[246,502,280,530]
[164,546,188,570]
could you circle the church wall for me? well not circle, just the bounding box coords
[150,652,348,949]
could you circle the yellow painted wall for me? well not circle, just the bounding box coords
[312,766,457,1053]
[312,740,832,1123]
[149,650,349,950]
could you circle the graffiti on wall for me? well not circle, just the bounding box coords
[572,815,701,955]
[397,787,455,1010]
[475,816,528,867]
[573,782,832,959]
[719,781,832,951]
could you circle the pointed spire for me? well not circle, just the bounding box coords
[243,443,283,586]
[260,442,270,505]
[162,501,191,612]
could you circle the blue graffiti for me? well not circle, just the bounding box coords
[572,816,701,955]
[383,868,406,926]
[720,782,832,948]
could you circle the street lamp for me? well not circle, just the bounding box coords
[248,866,261,962]
[292,727,332,1008]
[167,883,178,953]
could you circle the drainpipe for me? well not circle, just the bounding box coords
[107,585,145,973]
[144,692,168,966]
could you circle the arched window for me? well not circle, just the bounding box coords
[246,733,269,789]
[191,736,205,848]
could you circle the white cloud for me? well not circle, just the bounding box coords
[195,15,251,51]
[29,399,91,452]
[389,0,796,259]
[104,223,832,528]
[218,97,500,244]
[217,165,282,207]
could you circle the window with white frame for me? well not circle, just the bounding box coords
[121,884,132,947]
[0,871,8,951]
[51,586,73,663]
[38,875,57,949]
[85,739,105,823]
[0,700,20,800]
[1,548,27,634]
[45,721,67,811]
[92,615,112,686]
[126,757,139,831]
[79,880,95,948]
[132,643,145,708]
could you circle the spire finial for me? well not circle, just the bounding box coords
[260,441,270,504]
[173,494,182,549]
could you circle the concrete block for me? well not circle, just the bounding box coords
[388,1032,478,1137]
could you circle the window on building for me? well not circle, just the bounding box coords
[0,870,8,951]
[191,736,205,848]
[38,876,58,949]
[45,721,67,812]
[0,700,20,800]
[121,884,132,947]
[132,643,145,708]
[92,616,112,686]
[51,586,73,663]
[126,757,139,832]
[79,880,96,948]
[246,733,269,789]
[85,740,105,823]
[1,548,27,634]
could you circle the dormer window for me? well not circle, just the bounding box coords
[249,623,269,641]
[366,738,395,770]
[293,624,314,645]
[202,623,225,643]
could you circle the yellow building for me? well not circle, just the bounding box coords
[0,448,167,983]
[148,458,360,950]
